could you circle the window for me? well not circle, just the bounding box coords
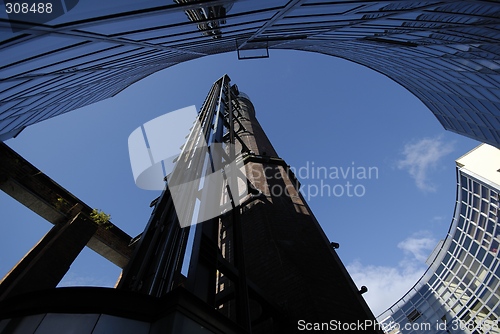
[470,242,479,256]
[407,309,422,322]
[477,248,486,262]
[464,236,472,250]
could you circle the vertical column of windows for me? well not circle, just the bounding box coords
[466,174,500,331]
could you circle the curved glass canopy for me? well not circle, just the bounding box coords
[0,1,499,145]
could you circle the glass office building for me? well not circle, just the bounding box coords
[378,144,500,334]
[1,1,500,145]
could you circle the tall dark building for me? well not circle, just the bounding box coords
[0,1,500,146]
[0,75,381,333]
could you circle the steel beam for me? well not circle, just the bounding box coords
[0,142,133,269]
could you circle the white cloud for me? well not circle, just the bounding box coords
[57,272,117,288]
[397,232,437,263]
[347,231,438,316]
[397,136,454,192]
[431,215,446,223]
[347,261,426,316]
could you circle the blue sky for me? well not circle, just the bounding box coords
[0,50,479,315]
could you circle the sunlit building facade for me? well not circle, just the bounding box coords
[378,144,500,334]
[1,1,500,145]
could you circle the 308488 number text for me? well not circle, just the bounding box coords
[5,3,53,14]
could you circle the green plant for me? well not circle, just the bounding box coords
[54,197,69,211]
[90,209,113,229]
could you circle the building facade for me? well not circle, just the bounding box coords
[1,1,500,145]
[378,144,500,334]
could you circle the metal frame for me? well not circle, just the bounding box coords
[117,75,281,332]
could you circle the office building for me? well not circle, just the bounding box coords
[378,144,500,334]
[0,1,499,146]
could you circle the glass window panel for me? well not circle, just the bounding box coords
[477,248,486,261]
[1,52,77,79]
[486,294,499,312]
[27,42,118,71]
[89,14,191,36]
[468,223,476,237]
[471,260,481,274]
[0,114,20,132]
[230,1,286,15]
[473,195,480,209]
[483,113,500,130]
[486,219,495,235]
[458,267,467,280]
[462,188,468,203]
[0,35,78,69]
[428,274,437,287]
[26,106,56,125]
[464,272,473,286]
[451,261,460,274]
[0,101,23,119]
[436,264,446,277]
[145,30,212,45]
[29,45,142,76]
[449,240,458,255]
[491,190,499,201]
[470,242,479,256]
[289,3,359,16]
[484,254,494,268]
[488,276,499,290]
[478,215,487,230]
[464,237,472,250]
[475,227,484,242]
[490,240,499,254]
[48,0,176,25]
[443,253,452,266]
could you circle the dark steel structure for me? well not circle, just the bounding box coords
[0,75,381,333]
[0,1,500,146]
[116,74,380,332]
[0,142,132,302]
[116,75,263,330]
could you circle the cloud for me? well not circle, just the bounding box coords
[57,272,117,288]
[397,136,454,192]
[431,215,446,223]
[397,232,437,263]
[347,261,426,316]
[347,231,438,316]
